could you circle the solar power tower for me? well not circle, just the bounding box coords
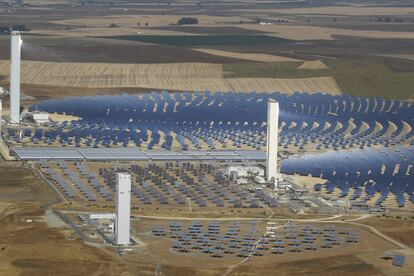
[0,99,2,129]
[115,173,131,245]
[266,99,279,187]
[10,31,22,124]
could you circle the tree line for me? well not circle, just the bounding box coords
[0,25,30,34]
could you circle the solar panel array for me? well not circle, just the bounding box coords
[41,161,277,208]
[101,162,273,208]
[15,92,413,151]
[41,160,113,202]
[27,144,414,208]
[282,146,414,207]
[14,148,265,161]
[151,221,359,258]
[16,91,413,209]
[392,255,406,267]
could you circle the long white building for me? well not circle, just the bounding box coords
[115,173,131,245]
[266,99,279,187]
[10,31,22,124]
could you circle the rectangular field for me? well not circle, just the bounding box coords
[0,60,342,94]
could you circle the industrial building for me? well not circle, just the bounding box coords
[225,165,266,184]
[115,173,131,245]
[226,166,264,178]
[29,111,49,125]
[89,213,116,220]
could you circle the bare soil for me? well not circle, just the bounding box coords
[0,202,136,276]
[0,163,55,203]
[362,217,414,248]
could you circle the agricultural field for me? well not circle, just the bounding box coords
[223,59,414,99]
[236,24,414,40]
[105,34,291,46]
[50,14,251,28]
[254,6,414,16]
[0,35,243,64]
[193,49,302,62]
[0,60,341,94]
[298,60,328,70]
[0,0,413,99]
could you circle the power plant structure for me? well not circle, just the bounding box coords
[0,99,2,131]
[266,99,279,188]
[10,31,22,124]
[115,173,131,245]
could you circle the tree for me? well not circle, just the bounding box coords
[0,27,11,34]
[12,25,30,31]
[145,22,149,26]
[177,17,199,25]
[109,23,119,28]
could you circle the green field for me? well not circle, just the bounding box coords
[106,35,292,46]
[224,58,414,99]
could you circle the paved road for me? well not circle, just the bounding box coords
[135,213,345,222]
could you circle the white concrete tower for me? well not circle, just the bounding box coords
[10,31,22,124]
[0,99,2,131]
[115,173,131,245]
[266,99,279,187]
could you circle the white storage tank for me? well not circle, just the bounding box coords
[254,175,266,184]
